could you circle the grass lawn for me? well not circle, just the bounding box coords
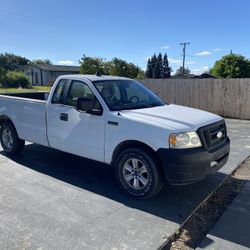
[0,86,51,93]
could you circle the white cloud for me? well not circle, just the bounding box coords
[186,61,196,65]
[161,45,170,49]
[212,48,222,52]
[195,51,211,56]
[168,57,182,64]
[191,66,209,74]
[58,60,75,65]
[202,66,209,70]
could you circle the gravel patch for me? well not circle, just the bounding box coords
[158,156,250,250]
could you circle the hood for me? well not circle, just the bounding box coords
[120,104,222,131]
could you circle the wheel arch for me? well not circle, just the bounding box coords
[0,115,15,127]
[111,140,164,176]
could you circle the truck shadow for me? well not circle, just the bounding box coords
[0,143,228,224]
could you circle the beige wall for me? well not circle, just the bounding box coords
[139,78,250,120]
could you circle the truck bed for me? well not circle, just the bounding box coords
[0,92,50,101]
[0,92,49,146]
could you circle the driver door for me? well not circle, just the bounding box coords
[47,80,105,162]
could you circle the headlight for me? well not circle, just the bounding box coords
[169,132,202,149]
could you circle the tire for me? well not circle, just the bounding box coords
[0,121,25,155]
[115,148,164,199]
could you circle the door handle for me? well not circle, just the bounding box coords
[60,113,68,121]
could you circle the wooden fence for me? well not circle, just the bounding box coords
[139,78,250,120]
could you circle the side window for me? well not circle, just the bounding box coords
[52,79,67,104]
[66,80,102,112]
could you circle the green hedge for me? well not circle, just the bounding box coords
[0,70,31,88]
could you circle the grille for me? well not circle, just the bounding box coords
[197,120,227,151]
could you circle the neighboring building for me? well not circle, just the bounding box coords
[23,63,80,86]
[172,72,217,79]
[172,73,195,79]
[191,73,217,79]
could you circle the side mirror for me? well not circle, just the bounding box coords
[87,108,103,116]
[77,97,103,116]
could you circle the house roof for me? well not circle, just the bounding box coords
[24,63,80,72]
[192,73,217,79]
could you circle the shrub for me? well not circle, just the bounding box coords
[5,71,31,88]
[0,66,7,87]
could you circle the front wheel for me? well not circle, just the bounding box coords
[115,148,164,199]
[0,122,25,155]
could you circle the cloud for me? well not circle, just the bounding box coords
[186,61,196,65]
[202,66,209,70]
[58,60,75,65]
[191,66,209,74]
[195,51,211,56]
[212,48,222,52]
[161,45,170,50]
[168,57,182,64]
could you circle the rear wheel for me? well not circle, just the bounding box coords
[115,148,164,199]
[0,122,25,155]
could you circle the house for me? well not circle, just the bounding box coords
[191,73,217,79]
[23,63,80,86]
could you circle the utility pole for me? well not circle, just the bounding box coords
[180,42,190,77]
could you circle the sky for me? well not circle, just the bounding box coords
[1,0,250,74]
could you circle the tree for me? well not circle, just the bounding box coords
[174,66,191,77]
[32,59,52,65]
[163,53,171,78]
[0,66,7,87]
[5,71,31,88]
[136,69,145,79]
[79,55,108,75]
[211,54,250,78]
[155,53,163,78]
[145,53,171,78]
[0,53,29,71]
[151,54,158,78]
[79,54,142,78]
[109,58,139,78]
[145,57,153,78]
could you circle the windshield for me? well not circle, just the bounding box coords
[93,80,166,111]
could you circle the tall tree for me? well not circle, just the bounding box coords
[155,53,163,78]
[0,53,29,71]
[145,58,153,78]
[211,54,250,78]
[162,53,171,78]
[151,54,158,78]
[146,53,172,78]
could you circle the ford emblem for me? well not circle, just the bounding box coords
[217,131,223,138]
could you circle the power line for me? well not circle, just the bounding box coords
[180,42,190,76]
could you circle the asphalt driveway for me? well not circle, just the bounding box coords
[0,119,249,250]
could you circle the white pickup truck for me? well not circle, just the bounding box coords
[0,75,230,199]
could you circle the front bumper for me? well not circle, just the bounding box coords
[157,137,230,185]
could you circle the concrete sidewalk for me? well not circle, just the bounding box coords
[198,180,250,250]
